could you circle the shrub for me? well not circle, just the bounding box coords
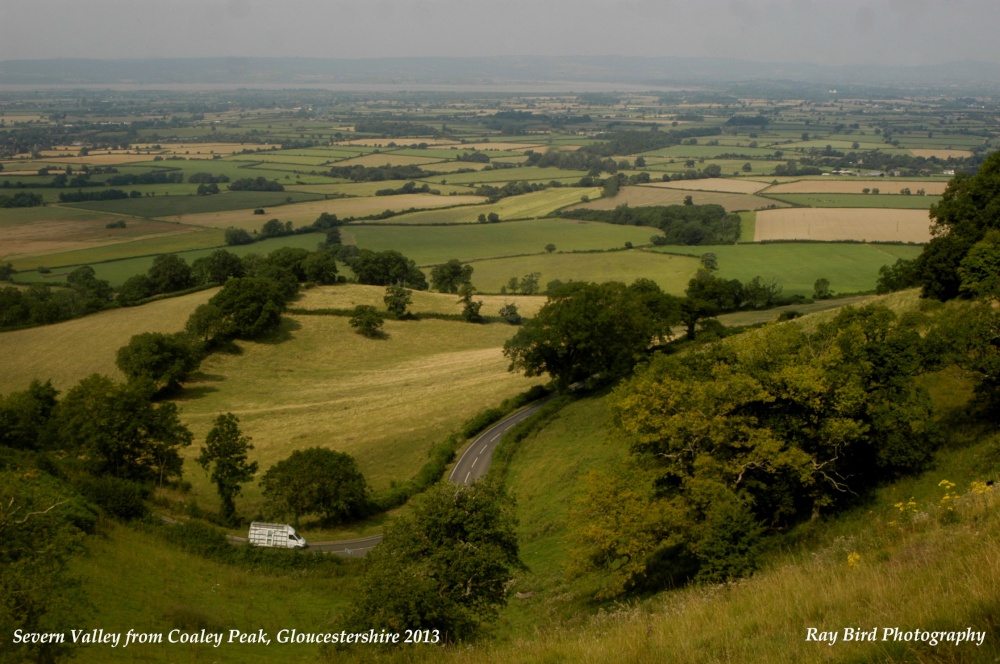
[76,476,151,521]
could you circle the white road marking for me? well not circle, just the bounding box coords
[472,457,478,468]
[492,434,501,442]
[465,471,471,482]
[480,444,487,453]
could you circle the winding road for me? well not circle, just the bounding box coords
[224,399,548,557]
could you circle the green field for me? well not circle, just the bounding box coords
[63,191,323,218]
[366,187,603,225]
[424,166,587,185]
[465,250,700,294]
[765,193,941,209]
[641,145,779,159]
[344,219,658,266]
[654,242,924,295]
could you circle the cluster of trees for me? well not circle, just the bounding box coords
[524,149,619,174]
[0,191,43,207]
[500,272,541,295]
[375,181,438,196]
[346,249,427,289]
[772,160,824,177]
[473,180,548,203]
[504,279,678,389]
[0,265,115,328]
[582,127,722,157]
[58,188,140,202]
[227,177,284,192]
[563,203,741,246]
[188,172,231,184]
[912,150,1000,301]
[571,304,938,596]
[327,164,431,182]
[457,151,490,163]
[117,253,201,305]
[349,479,521,643]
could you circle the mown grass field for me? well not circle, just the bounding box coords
[0,206,187,258]
[293,284,546,319]
[0,289,217,394]
[754,208,933,243]
[343,219,656,266]
[655,243,923,295]
[9,226,227,273]
[175,309,543,512]
[764,193,941,209]
[465,250,700,294]
[567,186,783,212]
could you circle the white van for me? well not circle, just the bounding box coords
[248,522,307,549]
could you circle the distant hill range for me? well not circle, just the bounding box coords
[0,56,996,93]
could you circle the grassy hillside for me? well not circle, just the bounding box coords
[0,288,218,393]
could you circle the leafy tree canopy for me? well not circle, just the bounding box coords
[350,479,521,643]
[260,448,368,525]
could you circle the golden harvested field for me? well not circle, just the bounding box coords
[754,208,933,243]
[336,138,457,147]
[161,194,486,228]
[764,179,949,195]
[644,178,769,194]
[330,153,446,168]
[295,283,546,318]
[910,149,974,159]
[0,289,217,394]
[175,311,543,496]
[1,213,195,261]
[566,186,785,212]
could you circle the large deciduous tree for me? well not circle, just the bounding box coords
[115,332,201,393]
[350,479,521,643]
[917,150,1000,300]
[503,281,661,388]
[58,375,193,485]
[260,448,368,525]
[430,259,473,294]
[348,249,427,289]
[197,413,257,525]
[207,277,287,340]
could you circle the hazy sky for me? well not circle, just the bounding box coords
[1,0,998,66]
